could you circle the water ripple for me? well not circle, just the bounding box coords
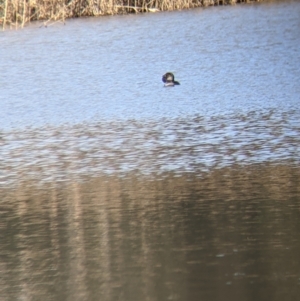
[1,110,299,186]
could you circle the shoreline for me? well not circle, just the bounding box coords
[1,0,262,30]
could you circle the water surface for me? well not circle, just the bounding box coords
[1,1,300,300]
[1,1,300,129]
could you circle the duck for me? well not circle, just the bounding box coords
[162,72,180,87]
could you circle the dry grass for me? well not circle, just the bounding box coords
[1,0,259,29]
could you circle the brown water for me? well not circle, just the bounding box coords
[1,166,300,301]
[1,1,300,300]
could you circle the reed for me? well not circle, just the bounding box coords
[0,0,261,29]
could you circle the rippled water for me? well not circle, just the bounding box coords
[1,1,300,128]
[1,110,300,186]
[1,168,300,301]
[1,0,300,184]
[1,1,300,300]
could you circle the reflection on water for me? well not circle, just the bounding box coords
[1,166,300,301]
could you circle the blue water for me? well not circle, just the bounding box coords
[1,2,299,130]
[0,1,300,185]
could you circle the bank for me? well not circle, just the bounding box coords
[1,0,262,30]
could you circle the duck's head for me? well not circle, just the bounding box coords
[162,72,180,86]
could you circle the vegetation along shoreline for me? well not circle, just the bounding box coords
[1,0,264,30]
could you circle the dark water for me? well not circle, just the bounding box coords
[1,168,300,301]
[1,1,300,300]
